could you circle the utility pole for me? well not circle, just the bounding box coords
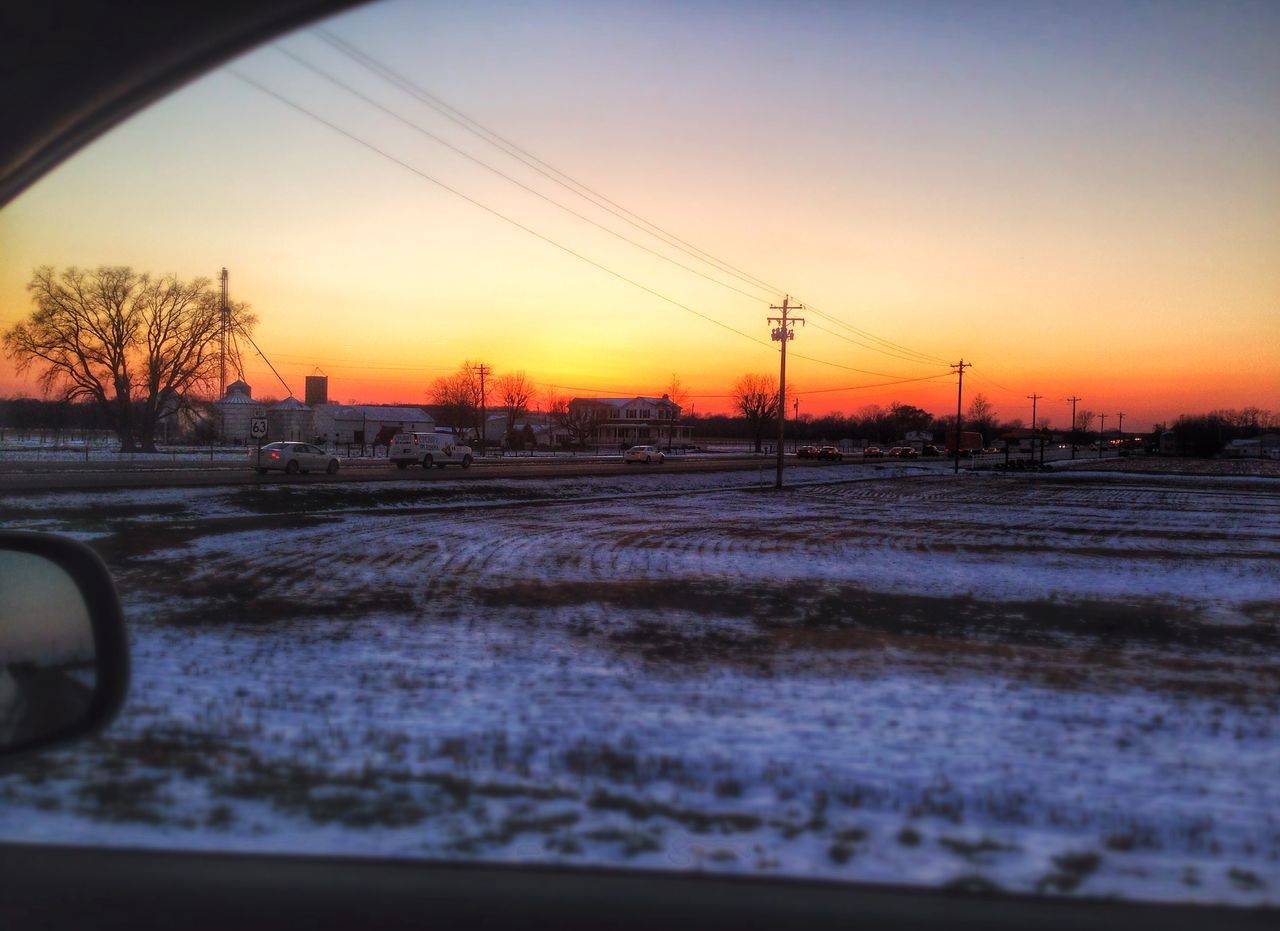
[1098,412,1107,459]
[1117,411,1124,436]
[1066,396,1082,460]
[1027,393,1042,432]
[768,296,804,489]
[473,363,491,456]
[219,268,229,399]
[951,359,971,474]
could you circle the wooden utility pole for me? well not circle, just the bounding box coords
[768,296,804,489]
[473,363,492,455]
[1098,412,1107,459]
[952,359,971,474]
[1066,396,1082,460]
[1027,393,1042,431]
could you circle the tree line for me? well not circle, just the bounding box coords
[7,267,1273,456]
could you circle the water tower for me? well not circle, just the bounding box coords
[305,375,329,406]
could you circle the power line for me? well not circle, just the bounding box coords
[228,70,770,348]
[806,320,947,367]
[967,366,1023,396]
[228,68,938,383]
[802,305,951,365]
[234,324,295,399]
[795,372,954,395]
[312,27,951,371]
[314,27,784,299]
[273,44,773,305]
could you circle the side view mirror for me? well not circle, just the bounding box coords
[0,531,129,758]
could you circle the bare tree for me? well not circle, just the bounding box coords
[3,265,255,452]
[495,371,535,434]
[662,372,690,450]
[428,366,477,437]
[556,399,609,449]
[966,393,997,440]
[732,373,780,453]
[1075,409,1096,434]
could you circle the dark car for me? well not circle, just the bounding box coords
[862,446,884,458]
[892,446,919,459]
[796,445,820,459]
[818,446,843,461]
[920,445,941,457]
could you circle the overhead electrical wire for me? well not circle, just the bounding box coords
[228,70,767,346]
[228,68,946,383]
[274,45,773,305]
[312,26,951,370]
[795,372,955,395]
[806,320,952,367]
[966,367,1024,396]
[313,26,782,299]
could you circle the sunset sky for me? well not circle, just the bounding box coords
[1,0,1277,430]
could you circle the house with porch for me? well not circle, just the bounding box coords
[566,394,692,447]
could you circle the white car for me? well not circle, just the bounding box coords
[388,432,474,470]
[252,442,340,475]
[623,445,665,465]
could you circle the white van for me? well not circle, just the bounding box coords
[389,433,473,470]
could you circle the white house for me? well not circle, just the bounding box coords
[566,395,692,447]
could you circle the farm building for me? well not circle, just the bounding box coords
[312,405,434,445]
[267,397,312,442]
[214,379,258,444]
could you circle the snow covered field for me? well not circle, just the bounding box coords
[1,468,1278,905]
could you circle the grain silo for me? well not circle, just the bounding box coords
[268,396,314,442]
[215,379,255,443]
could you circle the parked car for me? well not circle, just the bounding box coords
[251,442,340,475]
[920,445,941,457]
[388,432,473,469]
[891,446,919,459]
[796,445,820,459]
[818,446,843,461]
[862,446,884,458]
[623,445,665,464]
[982,447,1000,455]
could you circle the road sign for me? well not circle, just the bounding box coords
[251,418,267,439]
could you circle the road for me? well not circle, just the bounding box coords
[0,453,824,492]
[0,447,1104,493]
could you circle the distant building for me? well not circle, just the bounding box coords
[997,428,1041,452]
[313,404,434,445]
[943,429,983,452]
[566,394,692,447]
[1223,434,1280,459]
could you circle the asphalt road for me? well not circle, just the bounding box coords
[0,449,1101,493]
[0,454,846,492]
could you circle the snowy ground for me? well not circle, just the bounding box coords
[1,468,1277,905]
